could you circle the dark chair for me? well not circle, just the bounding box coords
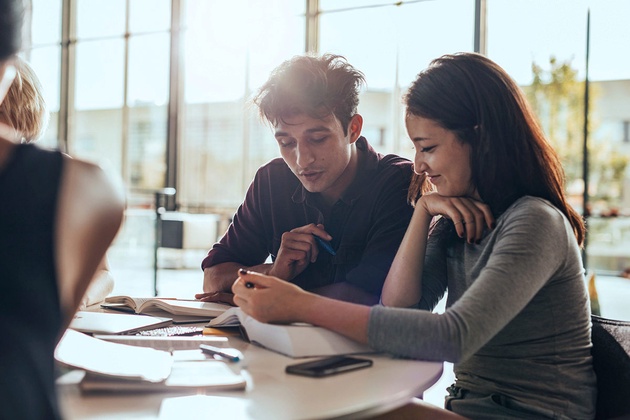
[591,314,630,420]
[153,188,177,296]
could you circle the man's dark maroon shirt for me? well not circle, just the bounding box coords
[202,137,414,300]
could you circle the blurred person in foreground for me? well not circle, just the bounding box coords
[0,1,125,417]
[0,54,116,309]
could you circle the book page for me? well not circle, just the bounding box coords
[93,335,228,351]
[104,295,143,311]
[55,329,173,382]
[80,361,246,392]
[238,310,373,358]
[165,361,245,388]
[131,297,159,309]
[139,299,231,317]
[206,306,241,327]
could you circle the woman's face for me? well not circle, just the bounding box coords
[405,114,478,198]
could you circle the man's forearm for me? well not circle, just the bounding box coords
[203,262,273,292]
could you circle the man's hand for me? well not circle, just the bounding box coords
[268,223,332,281]
[195,291,236,306]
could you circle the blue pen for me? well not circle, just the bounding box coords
[313,235,336,256]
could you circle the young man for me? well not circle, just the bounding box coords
[198,54,414,305]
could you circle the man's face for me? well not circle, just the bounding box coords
[274,113,359,204]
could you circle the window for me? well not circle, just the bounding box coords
[487,0,630,272]
[23,0,62,149]
[21,0,630,276]
[319,0,474,159]
[179,0,305,210]
[72,0,170,192]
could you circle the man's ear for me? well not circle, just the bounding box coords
[347,114,363,144]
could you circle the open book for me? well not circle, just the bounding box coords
[70,311,173,335]
[207,307,373,358]
[55,329,246,392]
[103,296,231,320]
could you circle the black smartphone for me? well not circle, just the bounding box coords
[285,356,373,378]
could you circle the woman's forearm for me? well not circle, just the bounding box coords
[381,205,432,307]
[298,293,371,344]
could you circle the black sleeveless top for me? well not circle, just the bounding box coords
[0,144,64,419]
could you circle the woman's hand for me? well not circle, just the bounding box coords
[232,269,313,324]
[417,193,494,243]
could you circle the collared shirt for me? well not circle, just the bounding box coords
[202,137,414,299]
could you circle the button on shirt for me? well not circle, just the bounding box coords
[202,137,414,299]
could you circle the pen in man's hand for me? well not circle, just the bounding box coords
[199,344,243,362]
[313,234,336,256]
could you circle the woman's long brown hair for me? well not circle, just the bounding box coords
[405,52,585,246]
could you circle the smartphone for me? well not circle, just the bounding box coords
[285,356,373,378]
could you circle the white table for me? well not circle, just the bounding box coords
[57,334,443,420]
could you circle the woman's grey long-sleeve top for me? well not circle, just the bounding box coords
[368,196,596,419]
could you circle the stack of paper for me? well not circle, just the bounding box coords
[55,329,246,392]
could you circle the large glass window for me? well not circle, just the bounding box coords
[486,0,589,209]
[73,38,125,171]
[179,0,305,210]
[127,33,170,190]
[582,0,630,272]
[319,0,474,159]
[487,0,630,273]
[21,0,630,278]
[72,0,170,193]
[23,0,62,149]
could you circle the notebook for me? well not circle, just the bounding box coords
[70,311,173,335]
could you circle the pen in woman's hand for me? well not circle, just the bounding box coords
[239,268,255,289]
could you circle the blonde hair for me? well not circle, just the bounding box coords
[0,56,48,142]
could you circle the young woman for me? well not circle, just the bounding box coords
[232,52,596,419]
